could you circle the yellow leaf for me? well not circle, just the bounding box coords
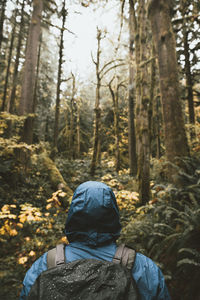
[29,251,36,256]
[17,223,23,228]
[18,256,28,264]
[9,229,18,236]
[46,203,52,210]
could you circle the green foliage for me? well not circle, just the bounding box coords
[119,156,200,299]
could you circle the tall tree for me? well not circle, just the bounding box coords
[135,0,150,204]
[0,0,7,50]
[8,0,26,114]
[19,0,43,144]
[76,97,81,158]
[128,0,137,176]
[69,72,76,159]
[90,28,102,176]
[90,28,125,176]
[53,1,67,151]
[108,76,125,173]
[1,0,19,111]
[180,0,195,124]
[148,0,190,167]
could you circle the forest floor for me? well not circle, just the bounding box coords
[0,154,140,300]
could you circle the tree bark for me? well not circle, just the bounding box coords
[136,0,150,204]
[0,0,7,50]
[53,1,66,151]
[8,0,25,114]
[76,100,81,158]
[90,29,102,176]
[19,0,43,144]
[148,0,190,164]
[128,0,137,176]
[182,22,195,125]
[69,73,75,159]
[109,78,122,173]
[1,0,19,111]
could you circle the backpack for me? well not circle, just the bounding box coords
[27,243,140,300]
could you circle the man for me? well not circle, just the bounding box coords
[20,181,171,299]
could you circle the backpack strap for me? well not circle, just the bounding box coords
[113,244,136,270]
[47,244,65,269]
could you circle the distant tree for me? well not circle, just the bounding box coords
[8,0,26,114]
[1,0,19,111]
[148,0,190,167]
[90,28,103,176]
[90,28,125,176]
[53,1,67,152]
[76,97,81,158]
[19,0,43,144]
[173,0,200,126]
[128,0,137,176]
[135,0,151,204]
[0,0,7,50]
[108,76,126,172]
[67,72,76,159]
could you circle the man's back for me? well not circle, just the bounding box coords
[20,181,171,300]
[20,241,170,300]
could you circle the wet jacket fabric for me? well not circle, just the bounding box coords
[20,181,171,300]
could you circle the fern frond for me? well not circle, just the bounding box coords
[178,248,200,259]
[154,223,175,233]
[177,258,200,268]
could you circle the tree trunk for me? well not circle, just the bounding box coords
[180,0,195,125]
[90,29,102,176]
[69,73,75,159]
[149,44,156,157]
[76,101,81,158]
[8,0,25,114]
[33,33,42,113]
[1,0,18,111]
[148,0,190,165]
[128,0,137,176]
[90,82,101,176]
[109,78,121,173]
[183,28,195,125]
[0,0,7,50]
[136,0,150,204]
[154,94,162,159]
[53,2,66,151]
[19,0,43,144]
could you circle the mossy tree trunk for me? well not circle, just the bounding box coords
[180,1,195,126]
[149,43,156,157]
[8,0,25,114]
[76,99,81,158]
[0,0,7,50]
[109,77,125,173]
[128,0,137,176]
[19,0,43,144]
[1,0,18,112]
[69,72,76,159]
[53,1,67,152]
[148,0,190,166]
[90,29,102,176]
[136,0,150,204]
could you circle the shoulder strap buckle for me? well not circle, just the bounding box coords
[47,243,65,269]
[113,244,136,270]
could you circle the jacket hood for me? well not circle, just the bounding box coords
[65,181,121,246]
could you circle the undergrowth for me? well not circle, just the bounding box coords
[119,156,200,300]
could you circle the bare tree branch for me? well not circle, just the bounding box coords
[91,51,97,65]
[43,19,76,35]
[100,62,126,79]
[99,59,124,75]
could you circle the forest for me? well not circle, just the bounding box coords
[0,0,200,299]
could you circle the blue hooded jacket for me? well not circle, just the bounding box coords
[20,181,171,300]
